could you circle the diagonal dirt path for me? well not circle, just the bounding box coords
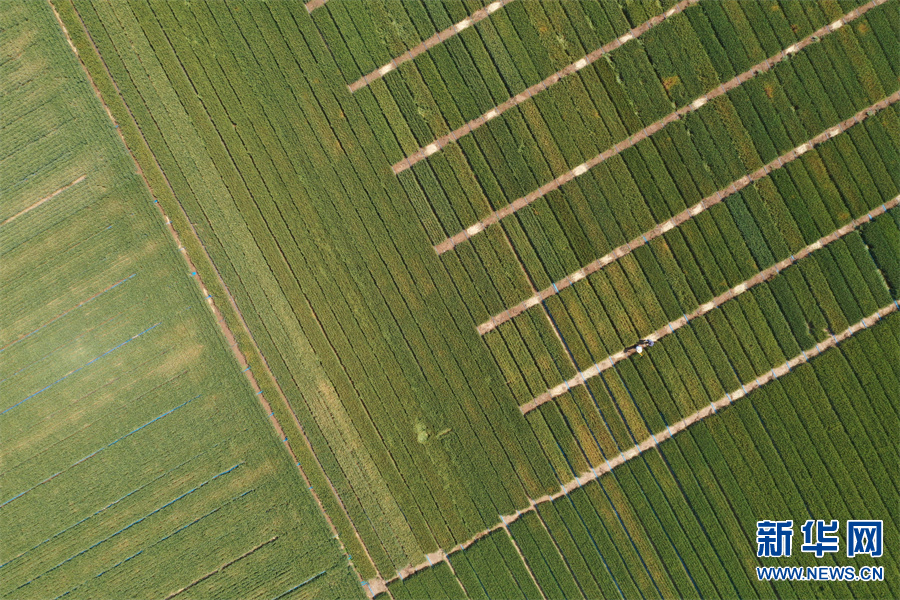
[348,0,516,93]
[521,196,899,412]
[2,175,86,226]
[394,0,701,174]
[478,94,900,335]
[433,0,889,250]
[375,301,898,586]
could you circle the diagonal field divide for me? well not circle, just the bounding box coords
[432,0,889,250]
[522,196,900,413]
[478,92,900,335]
[49,0,381,594]
[393,0,700,173]
[375,302,898,586]
[1,175,86,226]
[347,0,515,93]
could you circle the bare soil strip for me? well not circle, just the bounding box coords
[433,0,888,250]
[348,0,515,93]
[305,0,330,13]
[50,0,378,593]
[2,175,86,226]
[479,93,900,335]
[394,0,699,173]
[164,536,278,599]
[378,302,897,585]
[522,196,900,412]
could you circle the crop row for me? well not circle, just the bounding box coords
[350,0,875,216]
[419,0,897,264]
[9,3,363,599]
[479,91,898,335]
[315,0,680,91]
[345,0,898,503]
[401,307,900,598]
[420,10,892,325]
[586,314,900,598]
[384,560,466,600]
[528,207,896,470]
[336,0,897,408]
[499,89,895,387]
[317,0,683,170]
[520,199,894,415]
[350,0,900,506]
[444,531,546,600]
[861,203,900,296]
[516,225,896,598]
[483,99,897,414]
[66,0,595,577]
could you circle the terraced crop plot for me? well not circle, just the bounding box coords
[6,0,898,598]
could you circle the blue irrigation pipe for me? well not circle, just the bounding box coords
[0,273,136,354]
[2,322,160,415]
[270,570,328,600]
[1,394,199,509]
[14,462,241,592]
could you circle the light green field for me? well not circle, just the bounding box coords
[0,2,361,598]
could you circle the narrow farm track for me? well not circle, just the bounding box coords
[479,92,900,335]
[347,0,515,93]
[49,0,379,594]
[522,197,900,412]
[1,174,86,225]
[434,0,890,252]
[378,302,898,586]
[393,0,699,174]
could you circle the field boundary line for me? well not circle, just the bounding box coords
[164,536,278,599]
[394,0,699,173]
[434,0,888,251]
[442,554,471,598]
[378,302,897,585]
[272,570,328,600]
[523,196,899,412]
[348,0,515,93]
[479,92,900,335]
[2,175,86,226]
[305,0,329,14]
[49,0,380,589]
